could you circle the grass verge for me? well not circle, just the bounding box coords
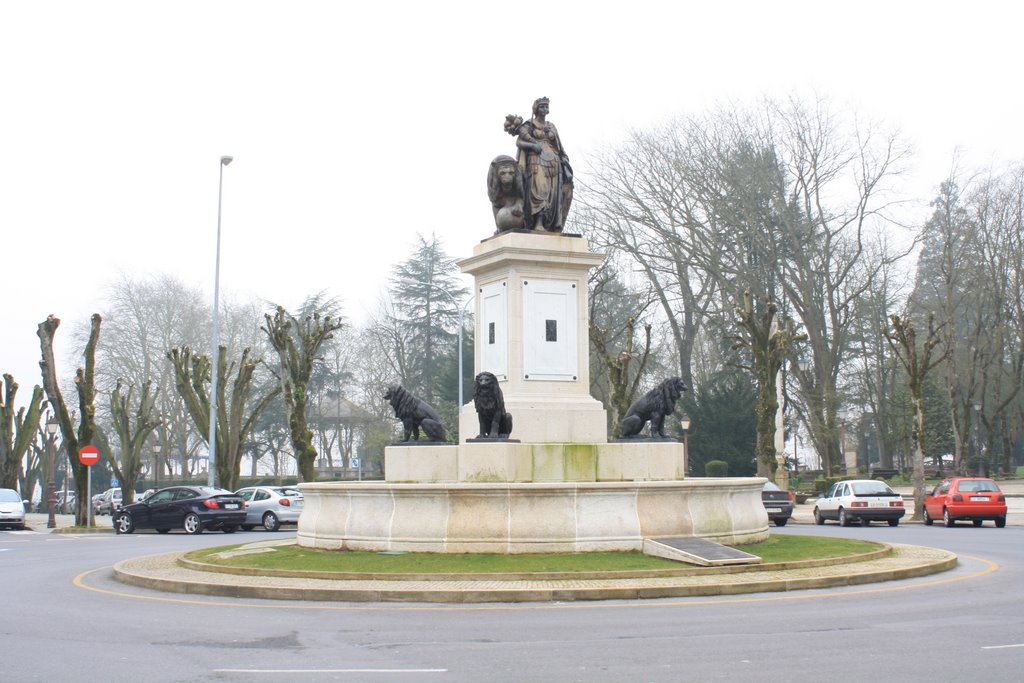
[186,535,882,574]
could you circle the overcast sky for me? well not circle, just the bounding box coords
[2,0,1022,407]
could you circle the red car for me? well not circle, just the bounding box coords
[923,477,1007,528]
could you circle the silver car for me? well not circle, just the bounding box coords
[0,488,29,530]
[234,486,303,531]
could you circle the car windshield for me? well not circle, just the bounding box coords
[958,480,1000,493]
[0,489,22,503]
[851,481,897,496]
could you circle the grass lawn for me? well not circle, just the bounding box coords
[187,534,882,575]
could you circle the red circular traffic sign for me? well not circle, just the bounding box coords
[79,445,100,466]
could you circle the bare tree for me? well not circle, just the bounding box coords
[885,314,947,519]
[262,300,344,483]
[108,379,162,504]
[167,346,279,491]
[0,375,45,490]
[38,314,101,525]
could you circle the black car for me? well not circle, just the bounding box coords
[113,486,247,535]
[762,481,795,527]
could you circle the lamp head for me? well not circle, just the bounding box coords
[680,414,692,431]
[220,155,233,166]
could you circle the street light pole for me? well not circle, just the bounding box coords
[46,415,59,528]
[153,442,162,489]
[680,414,691,476]
[208,154,233,488]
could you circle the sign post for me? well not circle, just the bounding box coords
[79,446,100,528]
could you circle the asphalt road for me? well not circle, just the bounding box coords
[2,523,1022,683]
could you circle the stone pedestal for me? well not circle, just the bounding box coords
[456,232,608,444]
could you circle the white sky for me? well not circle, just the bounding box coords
[2,0,1022,407]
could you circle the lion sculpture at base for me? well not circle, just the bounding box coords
[384,384,446,442]
[473,371,513,438]
[618,377,689,439]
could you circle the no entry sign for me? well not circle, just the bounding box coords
[79,445,100,466]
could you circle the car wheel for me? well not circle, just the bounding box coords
[943,508,954,527]
[114,513,134,535]
[773,517,788,527]
[222,526,237,534]
[263,511,280,532]
[888,519,899,527]
[862,519,871,526]
[156,528,171,534]
[241,524,255,531]
[839,508,851,527]
[813,507,825,525]
[972,519,983,527]
[995,516,1006,528]
[183,513,203,535]
[923,508,933,526]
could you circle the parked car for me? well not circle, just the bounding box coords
[96,488,123,515]
[113,486,247,535]
[761,481,794,526]
[813,479,906,526]
[91,492,105,516]
[234,486,303,531]
[0,488,29,530]
[923,477,1007,528]
[56,491,76,514]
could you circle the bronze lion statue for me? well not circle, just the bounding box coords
[487,154,525,232]
[618,377,688,439]
[473,371,513,438]
[383,384,446,442]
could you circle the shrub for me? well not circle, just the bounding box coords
[705,460,729,477]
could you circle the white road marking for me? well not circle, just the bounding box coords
[982,643,1024,650]
[213,669,447,674]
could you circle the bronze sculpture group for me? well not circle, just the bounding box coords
[489,97,573,234]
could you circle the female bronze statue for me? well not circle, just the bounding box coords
[505,97,573,232]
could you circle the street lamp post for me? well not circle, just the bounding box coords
[208,154,233,488]
[680,414,691,476]
[973,400,984,477]
[46,415,59,528]
[153,442,162,489]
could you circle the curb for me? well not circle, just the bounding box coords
[111,543,957,603]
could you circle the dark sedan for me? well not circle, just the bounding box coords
[762,481,794,526]
[113,486,247,535]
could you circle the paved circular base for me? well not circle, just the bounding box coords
[111,543,957,603]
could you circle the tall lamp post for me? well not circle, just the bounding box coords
[208,154,233,487]
[973,400,984,477]
[46,415,59,528]
[153,442,162,489]
[680,414,691,476]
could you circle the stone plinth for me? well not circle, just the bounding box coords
[457,232,608,444]
[385,441,687,483]
[297,478,769,553]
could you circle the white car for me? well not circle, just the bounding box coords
[813,479,906,527]
[0,488,29,530]
[234,486,303,531]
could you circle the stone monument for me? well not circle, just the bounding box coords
[296,99,768,555]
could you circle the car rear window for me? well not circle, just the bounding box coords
[273,487,303,497]
[851,481,897,496]
[958,480,1000,493]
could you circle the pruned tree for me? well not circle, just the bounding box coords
[1,375,45,490]
[167,345,279,491]
[885,314,947,520]
[38,314,102,526]
[263,299,345,483]
[731,291,805,478]
[108,379,162,504]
